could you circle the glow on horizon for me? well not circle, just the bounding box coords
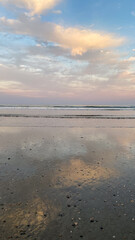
[0,0,135,104]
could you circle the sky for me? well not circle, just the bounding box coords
[0,0,135,105]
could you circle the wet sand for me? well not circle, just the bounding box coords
[1,125,135,239]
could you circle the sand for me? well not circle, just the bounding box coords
[1,123,135,239]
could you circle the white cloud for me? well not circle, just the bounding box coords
[52,10,62,14]
[0,0,61,15]
[0,0,134,104]
[0,16,125,56]
[53,25,124,55]
[126,56,135,62]
[0,42,135,104]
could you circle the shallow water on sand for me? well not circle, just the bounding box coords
[1,124,135,239]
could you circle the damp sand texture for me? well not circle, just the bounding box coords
[1,107,135,239]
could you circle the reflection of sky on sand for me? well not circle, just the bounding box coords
[1,127,135,160]
[107,129,135,149]
[1,127,135,181]
[1,127,135,239]
[0,197,60,239]
[0,127,87,161]
[55,158,117,188]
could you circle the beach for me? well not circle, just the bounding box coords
[1,107,135,239]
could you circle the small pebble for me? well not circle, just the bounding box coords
[100,227,104,230]
[66,195,71,199]
[58,213,64,217]
[72,222,78,227]
[20,231,26,235]
[90,217,94,223]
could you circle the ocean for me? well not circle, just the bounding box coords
[0,105,135,118]
[0,105,135,128]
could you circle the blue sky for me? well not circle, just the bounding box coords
[0,0,135,105]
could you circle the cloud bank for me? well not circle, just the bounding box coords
[0,0,61,15]
[0,0,134,104]
[0,16,124,55]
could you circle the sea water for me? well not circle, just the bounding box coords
[0,105,135,127]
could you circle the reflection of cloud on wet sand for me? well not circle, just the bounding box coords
[108,129,135,148]
[0,197,60,239]
[55,158,118,188]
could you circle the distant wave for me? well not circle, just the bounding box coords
[0,105,135,110]
[0,114,135,119]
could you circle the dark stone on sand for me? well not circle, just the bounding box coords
[100,227,104,230]
[72,222,78,227]
[58,213,64,217]
[66,195,71,199]
[8,158,10,160]
[90,217,94,222]
[67,204,71,207]
[90,220,94,223]
[20,231,26,235]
